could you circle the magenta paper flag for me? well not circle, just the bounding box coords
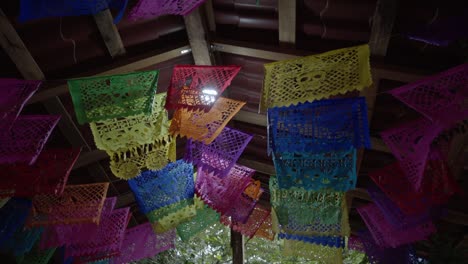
[358,203,435,248]
[0,115,60,165]
[380,118,444,190]
[185,127,252,177]
[389,63,468,126]
[65,207,130,262]
[0,79,40,131]
[128,0,207,21]
[111,223,175,264]
[195,165,254,217]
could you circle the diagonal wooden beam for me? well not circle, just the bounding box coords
[184,8,213,65]
[204,0,216,32]
[368,0,398,57]
[0,11,130,217]
[0,9,44,80]
[93,9,126,58]
[278,0,296,45]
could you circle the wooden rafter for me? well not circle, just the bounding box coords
[184,8,213,65]
[93,9,126,58]
[204,0,217,32]
[278,0,297,45]
[28,45,191,104]
[0,10,134,222]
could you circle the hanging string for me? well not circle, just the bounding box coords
[59,17,78,65]
[319,0,330,39]
[428,7,440,25]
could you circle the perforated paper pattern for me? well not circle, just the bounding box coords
[185,127,252,177]
[177,202,220,241]
[150,200,197,234]
[111,223,175,264]
[170,97,246,144]
[389,63,468,125]
[68,71,159,124]
[16,246,56,264]
[220,204,271,238]
[147,199,196,233]
[370,148,457,214]
[0,198,31,245]
[0,115,60,165]
[39,197,117,250]
[165,65,241,111]
[267,97,370,155]
[278,233,345,248]
[358,203,435,248]
[0,79,40,131]
[254,214,275,240]
[110,136,176,180]
[282,239,343,263]
[90,93,168,153]
[65,207,130,262]
[222,192,259,224]
[381,118,445,190]
[28,183,109,227]
[66,209,128,262]
[273,148,357,191]
[367,183,433,230]
[128,0,206,20]
[0,227,43,256]
[0,149,81,198]
[195,165,254,217]
[19,0,128,23]
[129,160,194,214]
[270,178,350,237]
[261,44,371,111]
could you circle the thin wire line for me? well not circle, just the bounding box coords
[319,0,330,39]
[59,17,78,64]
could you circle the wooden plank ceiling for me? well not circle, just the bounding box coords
[0,0,467,259]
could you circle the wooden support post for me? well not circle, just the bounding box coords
[184,8,213,65]
[94,9,126,57]
[368,0,398,57]
[204,0,216,32]
[278,0,296,45]
[231,229,244,264]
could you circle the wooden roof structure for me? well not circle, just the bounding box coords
[0,0,467,262]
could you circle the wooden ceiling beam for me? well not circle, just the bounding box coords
[0,12,132,222]
[28,45,191,104]
[211,41,428,83]
[93,9,126,58]
[204,0,216,32]
[184,8,213,65]
[278,0,296,45]
[0,9,44,80]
